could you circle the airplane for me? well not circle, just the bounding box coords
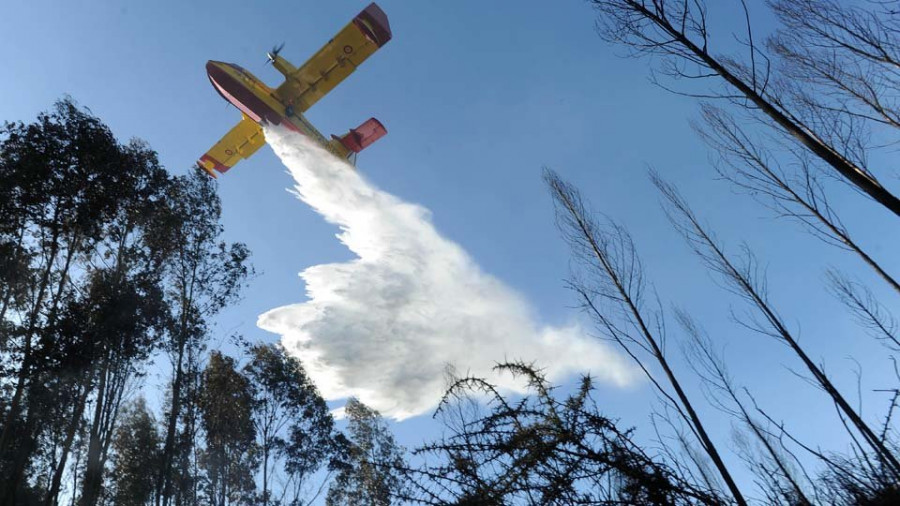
[197,2,391,177]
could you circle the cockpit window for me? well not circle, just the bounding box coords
[228,64,261,86]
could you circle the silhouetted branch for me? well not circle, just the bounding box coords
[591,0,900,217]
[653,172,900,480]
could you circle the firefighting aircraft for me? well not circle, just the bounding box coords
[197,3,391,177]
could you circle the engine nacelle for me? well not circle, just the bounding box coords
[334,118,387,153]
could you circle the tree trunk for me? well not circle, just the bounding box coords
[0,221,28,326]
[0,227,81,498]
[262,445,269,506]
[45,376,92,506]
[79,354,109,506]
[0,225,60,463]
[2,394,41,506]
[157,341,186,506]
[0,218,65,505]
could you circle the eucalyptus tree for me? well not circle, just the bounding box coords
[326,398,405,506]
[110,397,161,506]
[199,352,257,506]
[0,99,173,506]
[152,170,252,506]
[243,343,337,506]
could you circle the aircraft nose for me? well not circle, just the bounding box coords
[206,61,232,89]
[205,61,235,103]
[206,60,225,77]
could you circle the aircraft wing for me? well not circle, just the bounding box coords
[276,3,391,113]
[197,115,267,177]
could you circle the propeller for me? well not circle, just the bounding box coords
[265,42,285,65]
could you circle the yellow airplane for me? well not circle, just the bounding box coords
[198,2,391,177]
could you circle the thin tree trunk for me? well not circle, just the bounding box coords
[3,235,83,504]
[0,217,66,506]
[660,173,900,478]
[0,221,28,327]
[0,226,80,489]
[3,394,41,506]
[157,341,186,506]
[79,352,109,506]
[46,375,92,506]
[262,445,269,506]
[550,175,748,506]
[45,232,80,331]
[0,225,60,463]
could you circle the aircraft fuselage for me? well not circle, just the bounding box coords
[205,61,349,158]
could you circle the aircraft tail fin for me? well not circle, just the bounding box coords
[334,118,387,154]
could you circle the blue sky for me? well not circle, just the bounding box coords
[3,0,899,497]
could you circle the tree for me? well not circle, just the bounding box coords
[0,99,133,500]
[199,351,257,506]
[153,170,252,506]
[545,169,746,505]
[0,99,252,506]
[72,265,167,506]
[769,0,900,134]
[111,397,161,506]
[0,98,252,506]
[652,173,900,480]
[78,143,172,505]
[590,0,900,217]
[243,343,337,506]
[676,311,815,505]
[589,0,900,297]
[0,99,172,506]
[581,3,900,498]
[326,399,404,506]
[694,105,900,295]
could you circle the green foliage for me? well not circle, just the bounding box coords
[199,351,258,505]
[0,98,255,506]
[327,398,405,506]
[0,97,183,505]
[243,343,337,505]
[151,165,252,506]
[111,397,161,506]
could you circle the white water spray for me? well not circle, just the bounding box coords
[257,127,636,420]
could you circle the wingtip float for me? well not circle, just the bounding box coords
[197,2,392,178]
